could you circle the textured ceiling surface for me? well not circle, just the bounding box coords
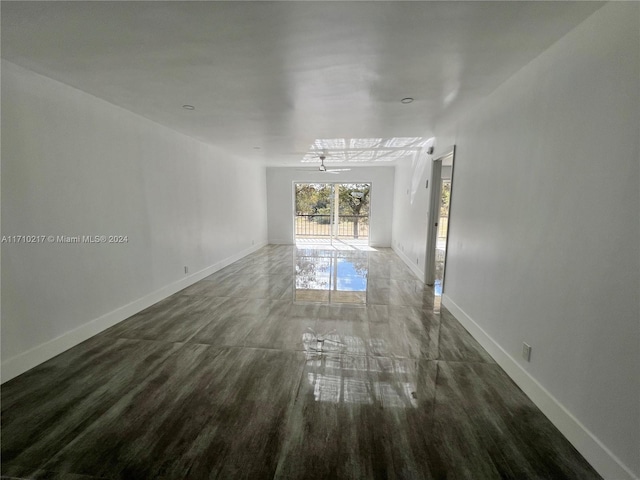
[1,1,603,166]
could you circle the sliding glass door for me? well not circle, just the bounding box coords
[294,183,370,245]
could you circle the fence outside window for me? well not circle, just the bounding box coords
[295,214,369,239]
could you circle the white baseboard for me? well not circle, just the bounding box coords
[441,294,639,480]
[392,245,425,283]
[0,242,267,383]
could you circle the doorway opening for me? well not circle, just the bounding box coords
[294,183,371,248]
[425,147,455,295]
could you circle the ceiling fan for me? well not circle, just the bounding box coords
[298,155,351,174]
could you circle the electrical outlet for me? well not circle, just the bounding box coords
[184,266,189,274]
[522,342,532,362]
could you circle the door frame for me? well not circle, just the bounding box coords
[425,146,456,287]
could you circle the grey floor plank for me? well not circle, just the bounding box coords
[180,349,305,480]
[431,361,601,480]
[275,355,440,480]
[243,312,317,351]
[438,307,495,363]
[1,337,181,472]
[100,295,226,342]
[369,305,440,360]
[33,346,304,480]
[187,298,276,347]
[1,245,601,480]
[1,464,108,479]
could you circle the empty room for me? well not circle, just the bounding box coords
[1,2,638,479]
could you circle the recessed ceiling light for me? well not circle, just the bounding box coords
[182,105,195,110]
[401,97,414,104]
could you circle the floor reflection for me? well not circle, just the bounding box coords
[304,354,418,408]
[295,247,424,408]
[295,249,369,304]
[434,245,445,296]
[2,243,602,479]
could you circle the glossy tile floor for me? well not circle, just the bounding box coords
[2,245,601,479]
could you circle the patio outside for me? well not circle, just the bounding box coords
[294,183,371,249]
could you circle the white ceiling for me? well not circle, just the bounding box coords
[1,1,603,167]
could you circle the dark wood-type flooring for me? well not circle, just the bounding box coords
[1,245,601,479]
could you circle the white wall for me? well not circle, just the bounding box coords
[429,4,639,479]
[1,61,268,380]
[266,167,395,247]
[391,141,435,281]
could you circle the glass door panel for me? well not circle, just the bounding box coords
[295,183,371,247]
[335,184,371,243]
